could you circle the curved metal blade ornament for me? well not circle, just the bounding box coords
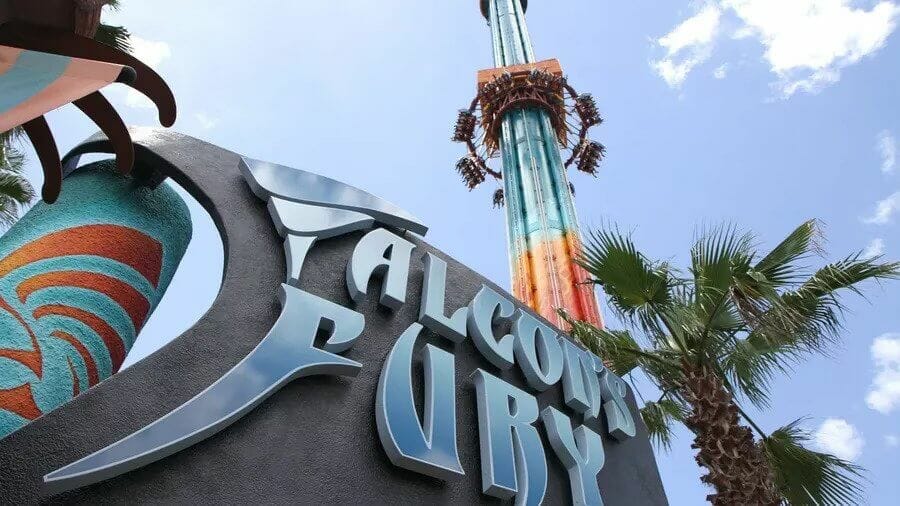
[44,285,365,493]
[240,156,428,236]
[43,143,428,494]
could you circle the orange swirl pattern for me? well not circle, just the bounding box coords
[0,224,163,287]
[18,271,150,332]
[0,224,162,433]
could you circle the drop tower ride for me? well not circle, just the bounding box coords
[453,0,606,328]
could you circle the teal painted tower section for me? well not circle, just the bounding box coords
[484,0,603,328]
[0,160,191,438]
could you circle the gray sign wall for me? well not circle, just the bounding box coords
[0,130,668,505]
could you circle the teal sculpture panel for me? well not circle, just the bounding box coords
[0,161,191,438]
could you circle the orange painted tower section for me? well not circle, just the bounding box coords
[478,0,603,328]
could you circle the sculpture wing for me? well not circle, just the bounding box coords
[0,45,129,132]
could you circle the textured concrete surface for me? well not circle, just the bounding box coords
[0,130,667,505]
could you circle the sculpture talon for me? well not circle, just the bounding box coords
[0,0,177,202]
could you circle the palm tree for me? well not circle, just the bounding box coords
[92,0,134,54]
[563,219,899,505]
[0,0,131,228]
[0,130,35,228]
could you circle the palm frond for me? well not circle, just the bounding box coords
[94,23,133,53]
[799,254,900,300]
[0,198,24,228]
[562,310,684,388]
[578,228,675,333]
[0,127,26,146]
[564,312,642,375]
[658,297,711,356]
[712,222,824,331]
[754,220,822,287]
[753,255,900,354]
[690,223,755,298]
[763,419,866,505]
[640,398,687,451]
[716,256,900,406]
[0,170,34,204]
[720,334,795,408]
[702,297,744,337]
[0,145,35,228]
[0,144,25,173]
[688,224,776,359]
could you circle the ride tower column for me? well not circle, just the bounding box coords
[453,0,605,328]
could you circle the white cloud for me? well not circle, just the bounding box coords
[863,238,885,259]
[814,418,864,461]
[878,130,897,174]
[776,68,840,97]
[866,333,900,414]
[713,63,728,79]
[194,112,218,130]
[652,1,900,95]
[124,36,172,109]
[725,0,900,97]
[863,191,900,224]
[130,36,171,67]
[887,434,899,447]
[124,90,154,109]
[651,5,722,88]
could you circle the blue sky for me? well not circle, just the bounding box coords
[21,1,900,503]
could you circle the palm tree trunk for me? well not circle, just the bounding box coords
[680,364,781,505]
[74,0,111,37]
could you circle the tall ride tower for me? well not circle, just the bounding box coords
[453,0,606,328]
